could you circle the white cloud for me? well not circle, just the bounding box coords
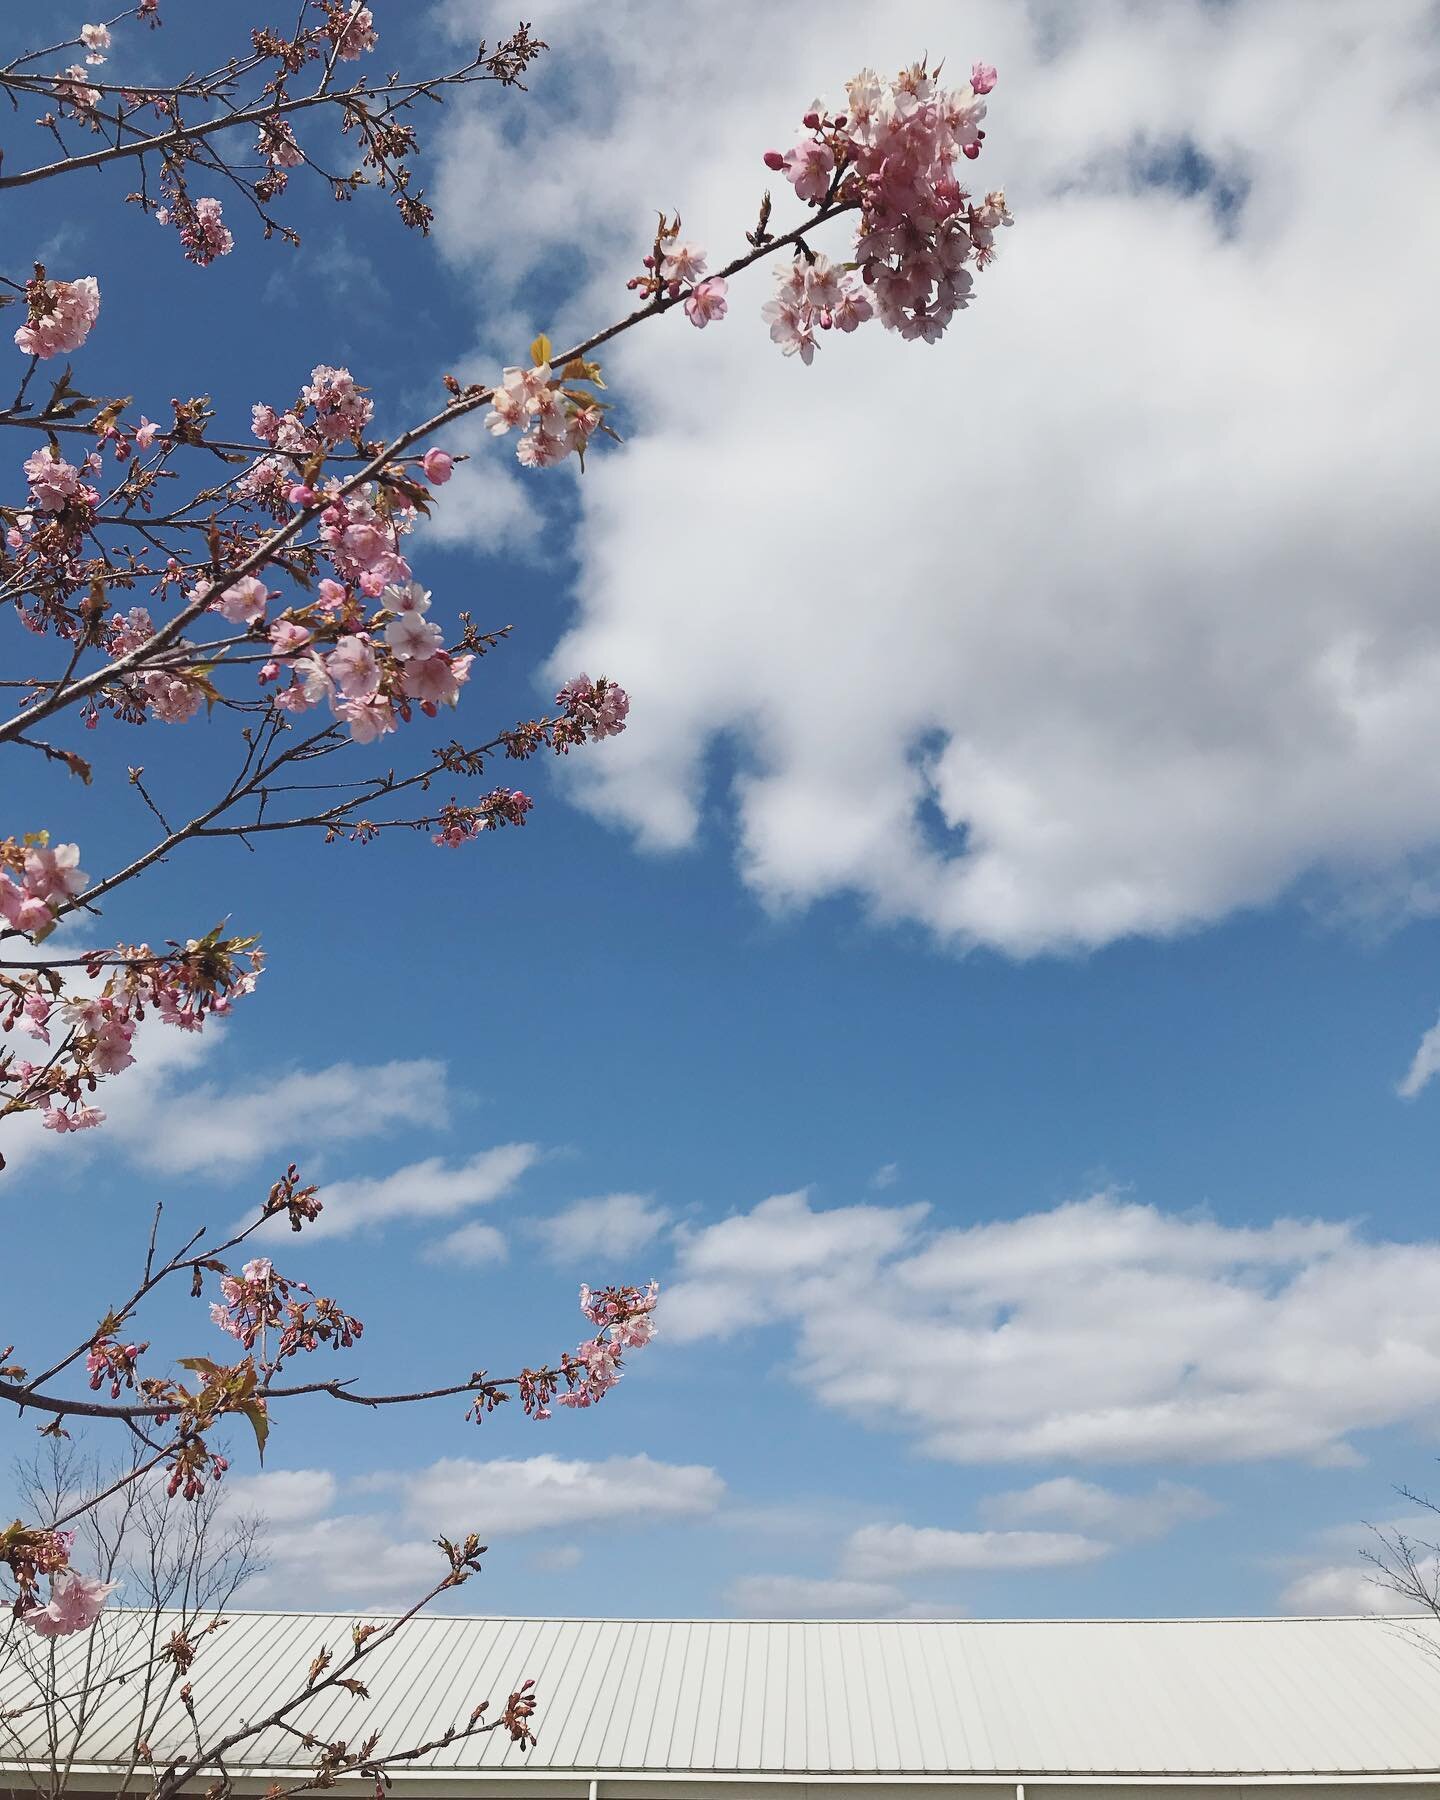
[137,1058,448,1177]
[1277,1563,1412,1617]
[218,1469,338,1525]
[979,1476,1219,1540]
[664,1189,928,1341]
[534,1191,669,1265]
[422,1219,509,1265]
[844,1523,1108,1577]
[433,0,1440,955]
[661,1188,1440,1466]
[869,1163,901,1191]
[270,1142,538,1242]
[1399,1015,1440,1098]
[378,1452,724,1536]
[726,1574,905,1618]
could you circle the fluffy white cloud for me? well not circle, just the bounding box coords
[979,1476,1218,1540]
[270,1142,538,1242]
[664,1189,927,1341]
[141,1058,448,1176]
[377,1452,724,1536]
[218,1469,338,1525]
[1277,1563,1410,1617]
[663,1188,1440,1466]
[434,0,1440,954]
[726,1574,904,1618]
[844,1523,1108,1576]
[535,1191,669,1264]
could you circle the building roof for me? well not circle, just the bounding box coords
[4,1612,1440,1791]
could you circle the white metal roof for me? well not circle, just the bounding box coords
[5,1612,1440,1791]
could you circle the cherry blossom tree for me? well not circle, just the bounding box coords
[0,6,1012,1794]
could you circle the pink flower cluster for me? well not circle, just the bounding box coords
[762,58,1011,351]
[484,361,603,469]
[166,195,234,266]
[265,579,474,742]
[13,273,101,359]
[209,1257,286,1349]
[556,1281,660,1410]
[22,1568,118,1639]
[762,253,872,363]
[79,23,111,64]
[54,65,101,118]
[329,2,378,60]
[20,445,94,515]
[555,674,629,741]
[86,1334,148,1398]
[0,840,86,939]
[210,1256,363,1366]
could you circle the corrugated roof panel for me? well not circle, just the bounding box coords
[7,1612,1440,1781]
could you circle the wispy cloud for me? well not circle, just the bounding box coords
[535,1191,669,1265]
[270,1143,539,1242]
[843,1523,1110,1578]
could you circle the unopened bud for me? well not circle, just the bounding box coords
[763,150,785,171]
[833,114,847,128]
[802,111,821,130]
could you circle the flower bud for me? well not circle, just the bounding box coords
[763,150,785,171]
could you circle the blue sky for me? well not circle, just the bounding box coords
[6,0,1440,1623]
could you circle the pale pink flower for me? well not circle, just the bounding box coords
[660,241,708,283]
[293,653,333,706]
[268,619,312,654]
[80,23,111,62]
[22,1568,117,1636]
[684,277,728,328]
[970,61,998,95]
[782,139,835,204]
[206,574,269,626]
[335,693,397,742]
[23,842,87,903]
[384,611,443,661]
[133,416,159,449]
[140,670,202,724]
[251,403,280,442]
[179,197,233,265]
[42,1102,106,1134]
[23,447,82,511]
[421,448,453,485]
[326,635,379,699]
[14,276,100,359]
[332,3,377,59]
[400,652,471,710]
[383,579,430,615]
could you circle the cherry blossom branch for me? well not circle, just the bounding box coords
[0,197,853,748]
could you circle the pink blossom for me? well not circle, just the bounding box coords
[383,579,430,615]
[331,3,377,59]
[140,670,203,724]
[556,674,630,739]
[384,611,443,661]
[251,403,280,443]
[660,241,708,283]
[301,365,373,443]
[782,138,835,204]
[268,618,312,654]
[421,448,454,485]
[335,693,397,743]
[316,578,349,612]
[400,651,472,711]
[206,574,270,626]
[179,197,234,266]
[134,416,159,449]
[55,66,101,115]
[42,1101,106,1134]
[22,1568,117,1637]
[684,277,728,328]
[14,276,100,359]
[23,842,87,904]
[80,23,111,63]
[970,61,998,94]
[23,447,82,512]
[326,635,380,699]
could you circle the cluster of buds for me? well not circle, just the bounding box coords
[86,1333,149,1398]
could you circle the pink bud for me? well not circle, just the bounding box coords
[763,150,785,171]
[421,448,453,485]
[962,142,981,160]
[642,254,655,268]
[288,484,317,507]
[802,111,821,130]
[833,114,847,128]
